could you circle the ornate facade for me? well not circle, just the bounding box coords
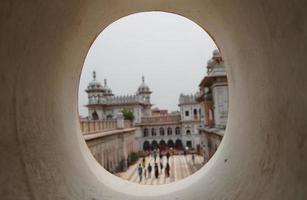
[85,72,152,123]
[136,94,203,152]
[196,49,228,162]
[178,94,203,149]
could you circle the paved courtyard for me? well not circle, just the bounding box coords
[116,154,204,185]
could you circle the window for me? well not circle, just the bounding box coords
[143,128,149,137]
[159,127,165,136]
[167,127,172,135]
[151,128,156,136]
[186,129,191,135]
[186,141,192,148]
[185,111,189,116]
[92,111,99,120]
[194,109,198,115]
[175,127,180,135]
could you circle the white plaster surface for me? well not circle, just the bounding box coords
[1,0,307,199]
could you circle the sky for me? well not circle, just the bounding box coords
[78,12,217,117]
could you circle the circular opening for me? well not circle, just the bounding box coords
[78,11,228,187]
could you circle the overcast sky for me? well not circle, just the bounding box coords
[78,12,217,117]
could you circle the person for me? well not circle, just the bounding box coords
[166,151,170,162]
[142,157,146,168]
[144,168,147,179]
[159,160,163,171]
[138,164,143,182]
[192,153,195,164]
[147,163,152,178]
[184,150,187,156]
[154,163,159,179]
[165,162,170,177]
[159,152,163,160]
[153,149,157,162]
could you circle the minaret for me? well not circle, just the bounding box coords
[137,75,152,103]
[93,71,96,80]
[85,70,104,120]
[103,78,114,96]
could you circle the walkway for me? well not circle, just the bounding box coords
[116,154,204,185]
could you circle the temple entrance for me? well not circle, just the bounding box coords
[152,140,158,150]
[143,141,151,151]
[167,140,174,148]
[175,139,183,150]
[186,141,192,148]
[159,140,167,151]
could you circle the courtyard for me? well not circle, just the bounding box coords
[116,154,204,185]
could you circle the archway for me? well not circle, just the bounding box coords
[143,141,151,151]
[152,140,158,150]
[159,140,167,151]
[167,140,175,148]
[175,139,183,150]
[2,1,307,200]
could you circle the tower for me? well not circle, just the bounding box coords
[85,71,105,120]
[137,76,152,103]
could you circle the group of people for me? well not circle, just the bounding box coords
[137,150,172,182]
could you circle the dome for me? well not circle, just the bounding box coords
[103,79,113,96]
[87,71,104,91]
[213,49,221,58]
[137,76,151,93]
[207,59,215,67]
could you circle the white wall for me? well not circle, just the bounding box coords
[1,1,307,200]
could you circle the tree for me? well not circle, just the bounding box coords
[122,110,134,121]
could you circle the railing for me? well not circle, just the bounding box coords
[124,120,133,128]
[140,114,181,124]
[80,119,133,134]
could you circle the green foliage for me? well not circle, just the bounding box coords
[122,110,134,121]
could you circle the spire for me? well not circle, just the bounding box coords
[93,71,96,81]
[142,75,145,83]
[104,78,107,86]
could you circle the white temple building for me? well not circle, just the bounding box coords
[178,93,204,149]
[84,49,226,152]
[85,72,152,123]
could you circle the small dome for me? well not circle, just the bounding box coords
[213,49,221,58]
[87,71,104,91]
[207,59,215,67]
[103,79,113,96]
[137,76,151,93]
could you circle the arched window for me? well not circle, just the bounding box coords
[92,111,99,120]
[159,127,165,136]
[186,129,191,135]
[151,128,156,136]
[167,127,172,135]
[106,114,113,119]
[143,128,148,137]
[175,127,181,135]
